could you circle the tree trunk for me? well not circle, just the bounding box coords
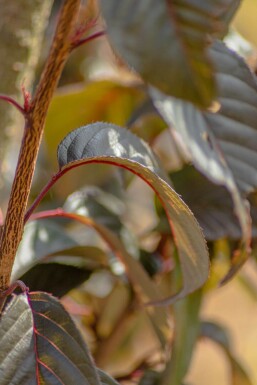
[0,0,53,199]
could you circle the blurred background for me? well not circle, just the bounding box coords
[1,1,257,384]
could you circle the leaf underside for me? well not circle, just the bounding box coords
[57,122,209,304]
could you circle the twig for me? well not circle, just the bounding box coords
[71,30,106,50]
[0,280,29,314]
[24,169,66,223]
[0,94,25,115]
[0,280,28,298]
[0,0,81,292]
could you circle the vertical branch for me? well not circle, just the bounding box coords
[0,1,52,191]
[0,0,81,291]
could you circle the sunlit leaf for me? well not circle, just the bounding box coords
[0,292,101,385]
[100,0,238,107]
[57,122,209,304]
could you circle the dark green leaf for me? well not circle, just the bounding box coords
[169,166,257,241]
[100,0,237,107]
[12,220,108,297]
[152,38,257,195]
[139,250,163,277]
[200,321,253,385]
[151,40,257,276]
[19,263,92,297]
[0,292,101,385]
[201,321,231,348]
[57,122,209,304]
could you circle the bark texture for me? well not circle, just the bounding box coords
[0,0,53,193]
[0,0,81,294]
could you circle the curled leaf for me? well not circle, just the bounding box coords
[57,122,209,304]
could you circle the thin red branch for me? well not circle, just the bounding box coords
[0,280,29,313]
[0,280,28,298]
[24,170,66,223]
[71,30,106,50]
[72,17,98,41]
[21,85,32,113]
[0,94,25,115]
[0,0,81,292]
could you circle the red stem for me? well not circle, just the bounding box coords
[0,94,25,115]
[71,30,106,50]
[30,208,71,222]
[24,169,67,223]
[0,280,28,298]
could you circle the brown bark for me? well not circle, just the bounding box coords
[0,0,53,194]
[0,0,81,293]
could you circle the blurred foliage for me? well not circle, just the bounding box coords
[2,1,257,384]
